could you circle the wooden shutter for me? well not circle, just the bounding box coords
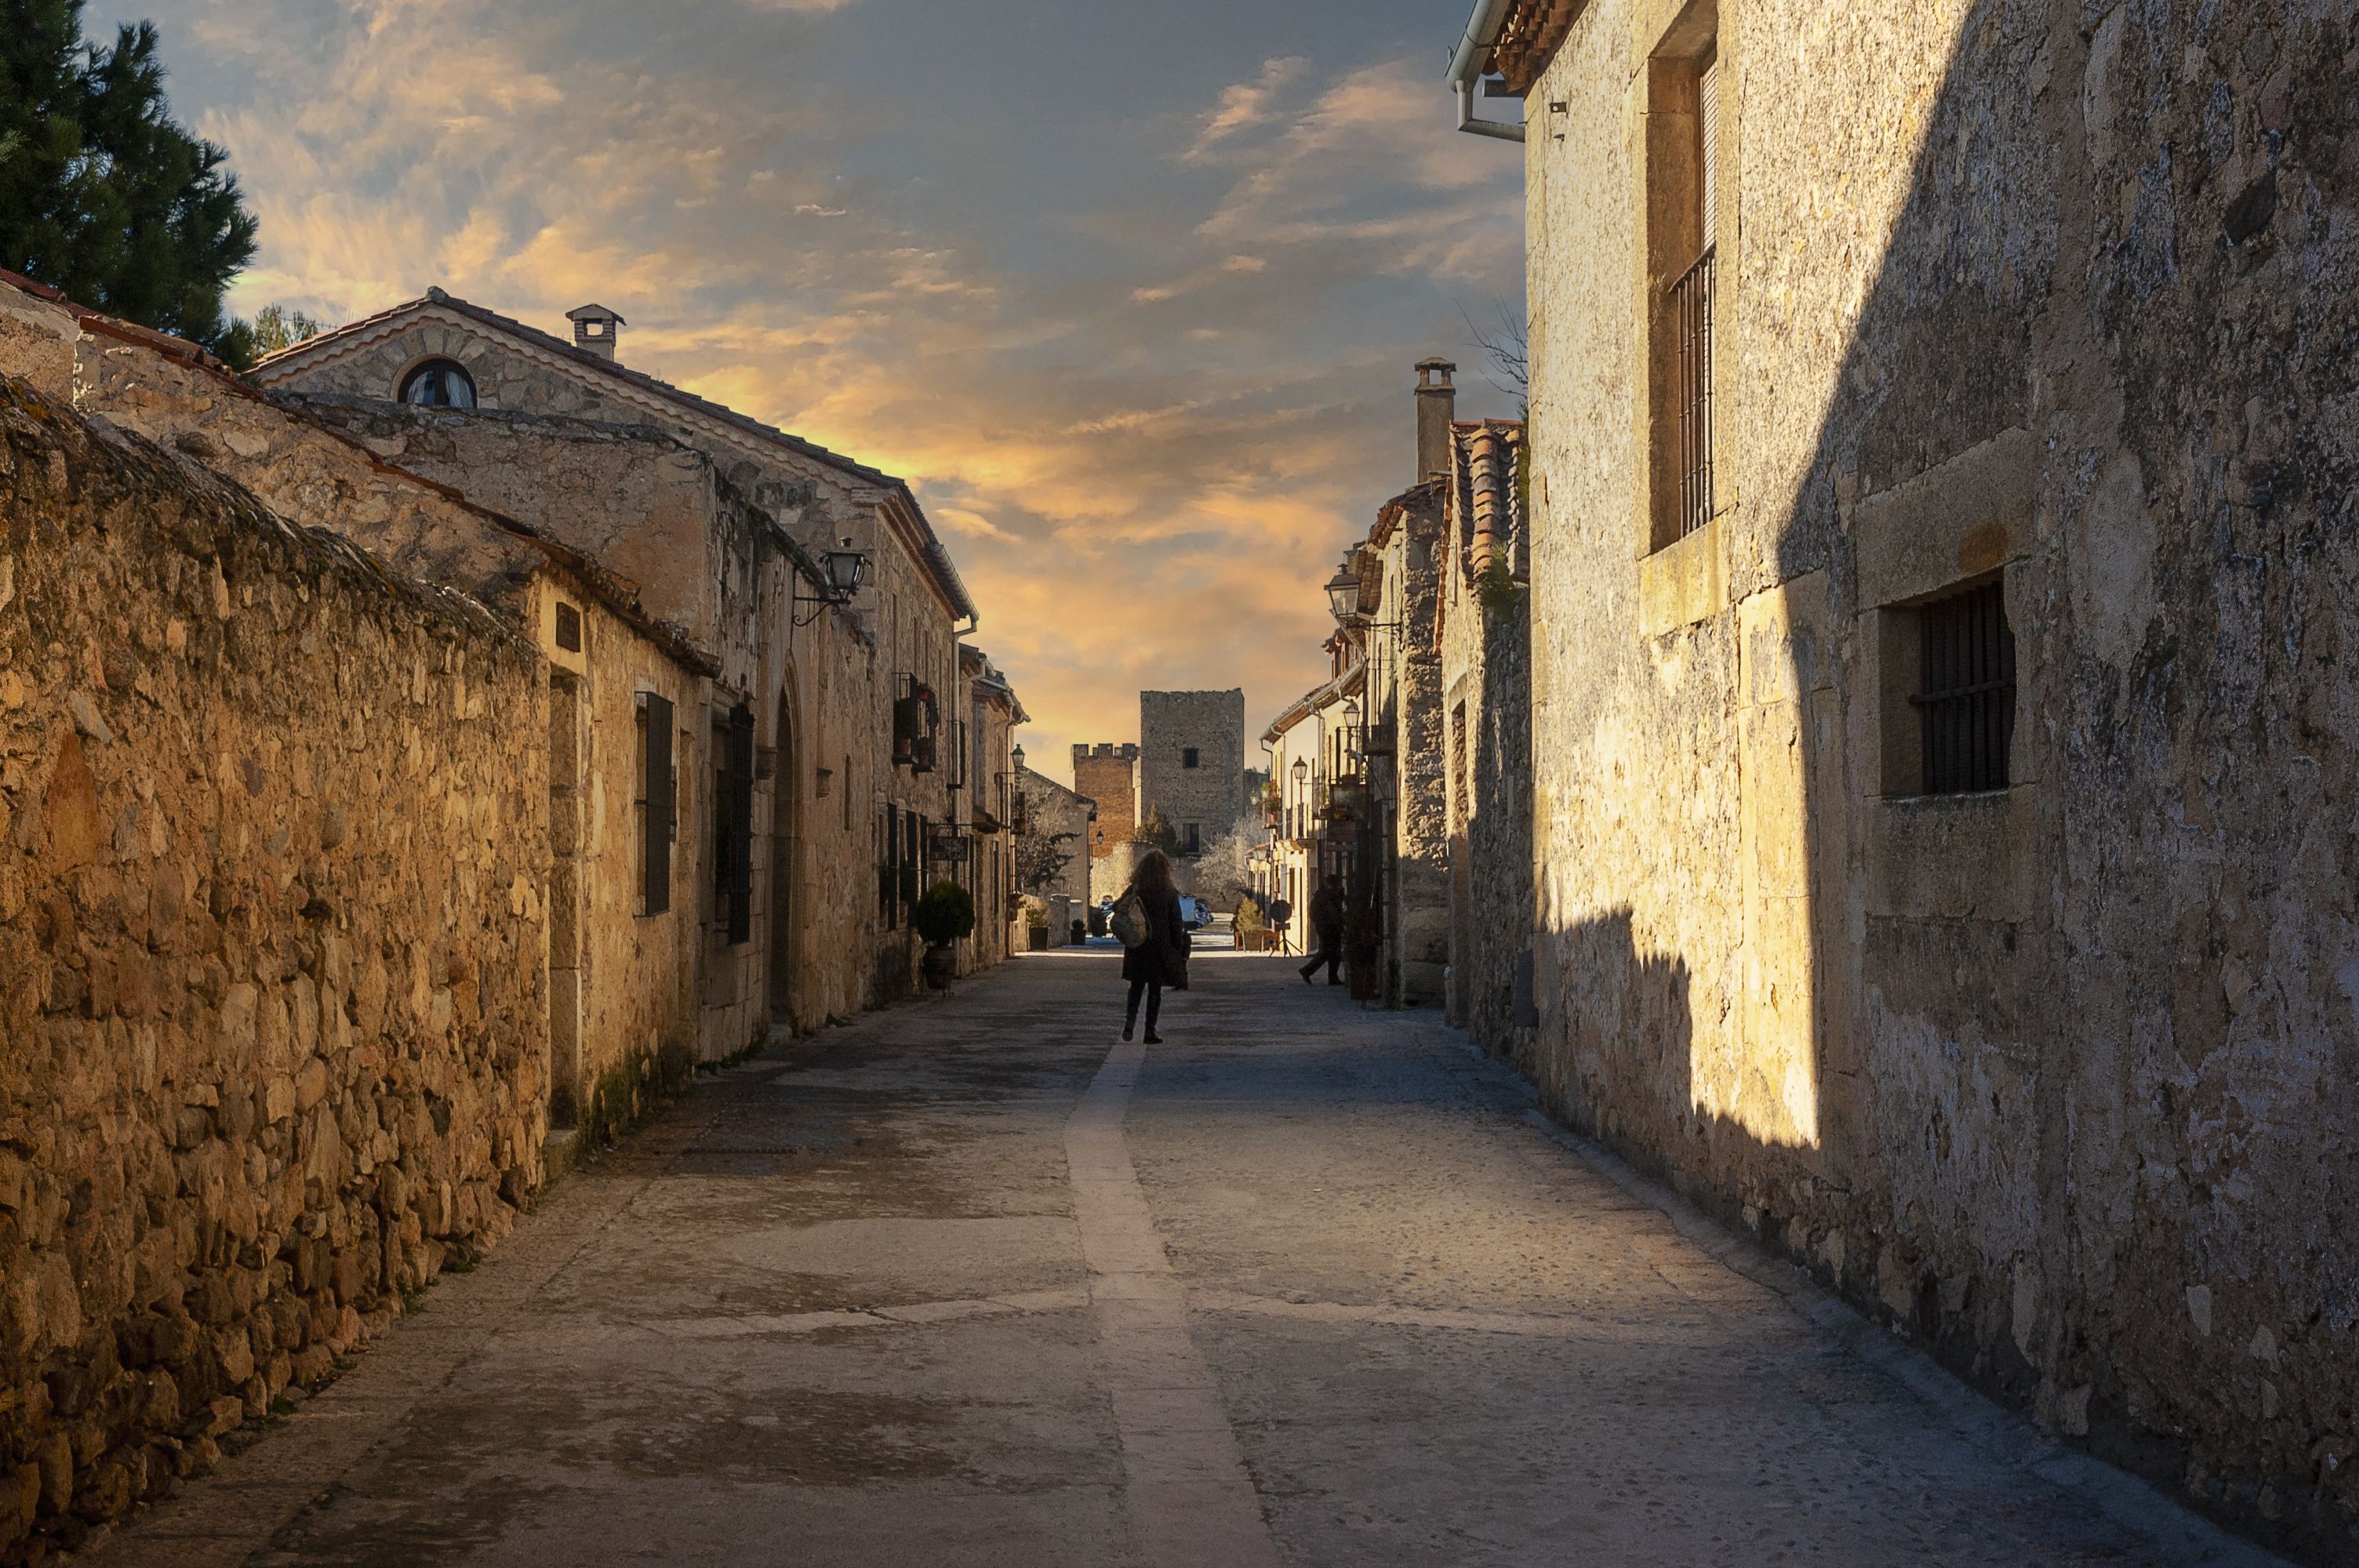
[642,694,674,915]
[1699,56,1720,252]
[727,703,755,944]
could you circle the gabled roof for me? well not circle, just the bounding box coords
[253,288,977,621]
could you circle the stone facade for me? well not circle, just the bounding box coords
[1256,644,1361,960]
[1015,765,1094,915]
[1354,485,1450,1006]
[959,644,1023,971]
[253,292,985,1013]
[1436,420,1534,1054]
[0,267,1012,1560]
[0,375,548,1555]
[49,296,725,1120]
[1136,689,1245,866]
[1478,0,2359,1556]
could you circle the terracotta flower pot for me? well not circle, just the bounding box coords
[922,943,956,989]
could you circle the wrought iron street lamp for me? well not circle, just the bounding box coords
[795,536,874,625]
[1325,561,1362,623]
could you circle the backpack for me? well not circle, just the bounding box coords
[1110,891,1150,949]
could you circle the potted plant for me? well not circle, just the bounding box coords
[1023,898,1050,953]
[914,879,976,989]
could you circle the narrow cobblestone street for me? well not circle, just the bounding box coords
[99,950,2271,1568]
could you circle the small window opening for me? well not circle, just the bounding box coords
[399,358,477,409]
[554,601,583,652]
[1182,747,1200,769]
[1911,582,2016,794]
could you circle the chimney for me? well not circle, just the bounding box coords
[566,303,625,362]
[1415,358,1457,485]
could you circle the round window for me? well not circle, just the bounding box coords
[398,359,477,409]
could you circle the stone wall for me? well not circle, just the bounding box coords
[1518,0,2358,1556]
[260,299,965,1013]
[1440,421,1535,1055]
[55,318,730,1112]
[1364,491,1449,1007]
[1016,767,1094,910]
[0,377,548,1557]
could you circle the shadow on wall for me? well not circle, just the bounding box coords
[1532,1,2358,1561]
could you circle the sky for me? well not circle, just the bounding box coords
[96,0,1526,786]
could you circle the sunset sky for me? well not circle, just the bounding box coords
[97,0,1526,785]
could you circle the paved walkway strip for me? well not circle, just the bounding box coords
[1066,1037,1284,1568]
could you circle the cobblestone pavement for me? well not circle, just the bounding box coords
[100,950,2278,1567]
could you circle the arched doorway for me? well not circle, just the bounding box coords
[768,688,798,1026]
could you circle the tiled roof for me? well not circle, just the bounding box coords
[254,288,978,621]
[1452,418,1525,581]
[1488,0,1589,95]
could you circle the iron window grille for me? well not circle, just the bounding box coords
[1911,582,2016,795]
[1670,245,1715,539]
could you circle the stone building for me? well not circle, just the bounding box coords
[12,278,737,1131]
[1449,0,2356,1555]
[958,644,1025,971]
[0,268,1009,1556]
[1070,742,1140,903]
[1015,764,1096,916]
[1256,636,1362,961]
[1254,365,1469,1004]
[1436,416,1533,1054]
[1341,477,1450,1007]
[1136,689,1245,865]
[249,289,984,1014]
[0,278,565,1555]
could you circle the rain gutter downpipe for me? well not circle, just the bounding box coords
[1448,0,1527,142]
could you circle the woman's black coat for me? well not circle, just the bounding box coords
[1120,888,1190,988]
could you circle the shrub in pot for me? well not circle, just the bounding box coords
[914,880,976,989]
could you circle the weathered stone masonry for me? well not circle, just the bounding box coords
[0,379,547,1552]
[1477,0,2359,1556]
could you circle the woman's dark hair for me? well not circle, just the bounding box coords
[1129,849,1176,898]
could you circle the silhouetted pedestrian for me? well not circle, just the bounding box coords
[1113,849,1190,1043]
[1300,874,1345,985]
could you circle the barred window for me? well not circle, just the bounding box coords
[1912,582,2015,794]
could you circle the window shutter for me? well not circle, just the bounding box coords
[1699,56,1721,252]
[728,703,755,944]
[643,694,674,915]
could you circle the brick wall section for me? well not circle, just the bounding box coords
[1070,743,1138,867]
[1517,1,2358,1555]
[0,378,547,1555]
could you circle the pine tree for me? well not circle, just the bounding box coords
[0,1,257,360]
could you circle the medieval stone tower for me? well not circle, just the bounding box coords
[1138,689,1245,860]
[1072,742,1140,870]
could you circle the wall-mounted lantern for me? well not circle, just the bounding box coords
[1325,560,1362,623]
[796,535,874,625]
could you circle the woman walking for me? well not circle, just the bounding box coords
[1115,850,1190,1043]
